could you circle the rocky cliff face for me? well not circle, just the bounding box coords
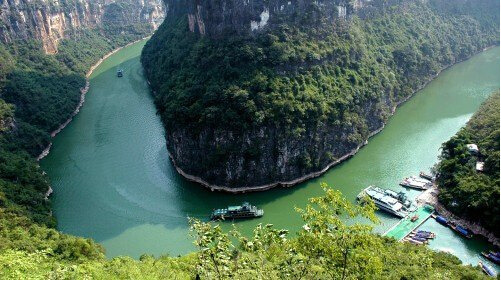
[0,0,165,54]
[144,0,499,191]
[167,99,388,191]
[165,0,386,37]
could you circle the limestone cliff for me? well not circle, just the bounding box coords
[0,0,165,54]
[165,0,382,37]
[143,0,499,191]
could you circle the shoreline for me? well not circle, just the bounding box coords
[36,36,150,162]
[416,186,500,246]
[166,45,498,193]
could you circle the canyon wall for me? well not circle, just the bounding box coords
[165,0,388,37]
[0,0,165,53]
[143,0,499,191]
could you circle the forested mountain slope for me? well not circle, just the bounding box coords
[436,92,500,235]
[0,0,498,278]
[142,0,500,190]
[0,0,165,229]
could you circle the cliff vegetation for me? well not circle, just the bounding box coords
[436,92,500,235]
[0,184,492,279]
[142,0,500,189]
[0,0,165,264]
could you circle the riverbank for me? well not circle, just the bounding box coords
[41,40,498,259]
[416,186,500,246]
[36,36,151,162]
[165,45,498,193]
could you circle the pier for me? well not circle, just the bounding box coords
[384,205,435,241]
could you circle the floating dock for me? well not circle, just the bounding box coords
[384,205,435,241]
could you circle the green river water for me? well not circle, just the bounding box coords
[40,40,500,271]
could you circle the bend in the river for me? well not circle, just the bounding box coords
[41,40,499,272]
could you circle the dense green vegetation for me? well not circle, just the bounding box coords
[0,24,154,226]
[0,6,157,278]
[142,0,499,188]
[0,0,498,278]
[436,92,500,234]
[0,184,492,279]
[142,0,499,146]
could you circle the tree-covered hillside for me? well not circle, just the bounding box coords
[436,92,500,234]
[141,0,500,189]
[0,0,498,278]
[0,0,163,269]
[0,184,492,279]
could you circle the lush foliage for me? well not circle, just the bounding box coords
[0,184,491,279]
[0,14,155,227]
[142,0,499,140]
[436,92,500,234]
[141,0,499,178]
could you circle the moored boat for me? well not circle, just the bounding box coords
[400,176,432,190]
[383,189,416,211]
[432,214,449,226]
[357,186,410,218]
[403,237,427,245]
[419,171,435,181]
[211,202,264,220]
[411,230,436,239]
[449,222,473,238]
[479,261,496,276]
[481,252,500,265]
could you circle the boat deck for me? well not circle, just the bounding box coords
[384,205,435,241]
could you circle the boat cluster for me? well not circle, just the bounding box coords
[481,251,500,265]
[403,230,436,245]
[433,214,473,239]
[478,248,499,277]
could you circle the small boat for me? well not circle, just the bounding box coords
[211,202,263,220]
[400,176,431,190]
[450,222,473,238]
[411,230,436,239]
[408,236,429,243]
[433,214,449,226]
[482,252,500,264]
[419,171,435,181]
[479,261,496,276]
[403,237,426,245]
[117,69,123,77]
[357,186,410,218]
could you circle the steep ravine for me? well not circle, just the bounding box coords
[142,0,500,191]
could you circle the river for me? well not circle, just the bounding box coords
[40,40,499,270]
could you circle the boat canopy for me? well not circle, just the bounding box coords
[435,216,448,225]
[456,225,471,236]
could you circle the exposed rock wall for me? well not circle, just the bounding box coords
[144,0,499,191]
[0,0,165,53]
[165,0,399,37]
[167,100,387,191]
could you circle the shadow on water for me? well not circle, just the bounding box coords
[41,39,500,268]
